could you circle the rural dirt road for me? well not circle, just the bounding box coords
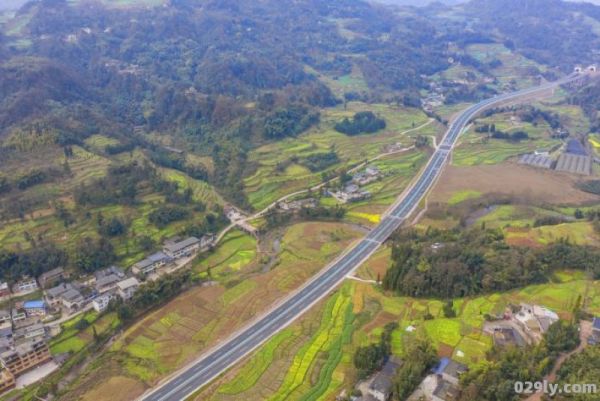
[524,320,593,401]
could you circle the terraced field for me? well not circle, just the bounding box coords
[244,102,432,210]
[194,271,600,401]
[205,285,356,401]
[466,43,547,89]
[71,222,364,401]
[50,311,120,355]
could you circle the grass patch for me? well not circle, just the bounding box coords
[448,189,482,205]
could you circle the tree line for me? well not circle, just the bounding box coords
[383,227,600,299]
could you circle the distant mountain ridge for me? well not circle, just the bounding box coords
[371,0,466,5]
[0,0,30,11]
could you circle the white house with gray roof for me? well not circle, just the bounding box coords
[163,237,201,259]
[117,277,140,301]
[132,252,172,276]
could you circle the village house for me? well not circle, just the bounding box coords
[12,277,38,296]
[0,283,9,299]
[435,358,467,386]
[224,205,244,221]
[0,338,51,377]
[492,326,527,348]
[95,274,121,294]
[419,358,468,401]
[278,198,317,211]
[95,266,125,281]
[117,277,140,301]
[132,252,173,276]
[163,236,202,259]
[13,323,45,344]
[38,267,66,289]
[0,322,12,340]
[0,311,10,325]
[514,304,559,341]
[330,184,371,204]
[432,378,461,401]
[357,357,402,401]
[45,283,75,309]
[353,166,382,186]
[92,294,113,313]
[61,287,85,313]
[10,309,25,323]
[588,317,600,345]
[0,367,15,394]
[23,300,46,318]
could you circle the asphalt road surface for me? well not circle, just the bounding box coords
[140,74,580,401]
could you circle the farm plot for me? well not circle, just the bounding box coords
[71,222,364,401]
[204,285,356,401]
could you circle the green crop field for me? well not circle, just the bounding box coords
[84,134,121,154]
[194,272,600,401]
[209,285,356,401]
[195,230,257,276]
[217,329,296,395]
[447,189,482,205]
[452,138,558,166]
[50,311,120,355]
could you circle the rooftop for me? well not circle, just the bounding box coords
[95,266,125,279]
[435,358,467,379]
[95,274,120,288]
[46,283,74,298]
[135,252,171,269]
[433,379,460,401]
[369,374,393,394]
[117,277,140,291]
[163,237,201,253]
[61,288,83,302]
[39,267,64,280]
[23,300,45,309]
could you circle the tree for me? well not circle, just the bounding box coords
[415,135,429,148]
[136,235,156,252]
[393,338,437,400]
[443,300,457,318]
[97,216,127,237]
[54,200,75,227]
[334,112,386,136]
[544,321,580,353]
[74,237,116,273]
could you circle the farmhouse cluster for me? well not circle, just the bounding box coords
[0,235,213,393]
[349,302,599,401]
[329,166,382,203]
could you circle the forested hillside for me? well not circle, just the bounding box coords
[1,0,599,280]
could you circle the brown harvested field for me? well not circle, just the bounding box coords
[82,376,146,401]
[431,162,598,205]
[437,343,455,358]
[362,311,397,335]
[354,246,391,281]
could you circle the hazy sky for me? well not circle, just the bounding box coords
[0,0,30,11]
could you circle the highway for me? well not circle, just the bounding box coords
[140,74,580,401]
